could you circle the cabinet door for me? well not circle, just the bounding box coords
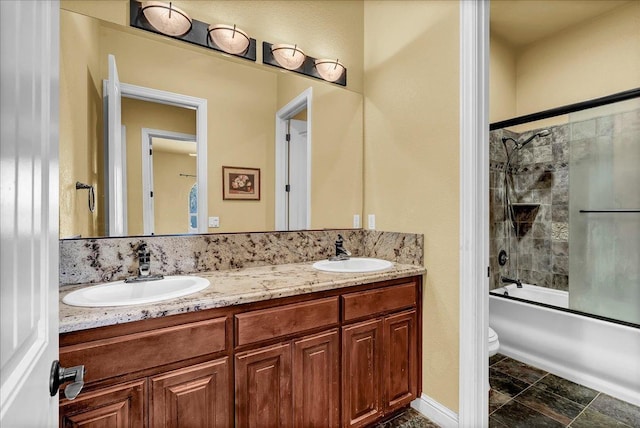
[292,330,339,427]
[59,379,145,428]
[383,310,418,412]
[150,358,230,428]
[342,319,383,428]
[235,342,292,428]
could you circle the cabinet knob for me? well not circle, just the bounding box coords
[49,360,85,400]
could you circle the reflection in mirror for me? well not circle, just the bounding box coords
[275,88,311,231]
[59,8,363,239]
[144,132,197,235]
[111,78,206,237]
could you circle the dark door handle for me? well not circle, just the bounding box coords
[49,360,85,400]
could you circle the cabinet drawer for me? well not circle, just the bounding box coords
[235,297,339,346]
[342,283,416,321]
[60,317,227,383]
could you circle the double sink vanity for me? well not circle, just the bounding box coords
[57,230,425,427]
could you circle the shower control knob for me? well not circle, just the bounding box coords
[498,250,509,266]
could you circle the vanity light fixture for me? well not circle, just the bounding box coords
[131,0,257,61]
[315,59,345,83]
[141,1,192,37]
[271,44,306,71]
[263,42,347,86]
[208,24,250,55]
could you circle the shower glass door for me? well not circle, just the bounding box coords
[568,98,640,325]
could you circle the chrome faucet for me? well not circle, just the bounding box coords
[138,243,151,277]
[125,243,164,283]
[501,276,522,288]
[330,234,352,261]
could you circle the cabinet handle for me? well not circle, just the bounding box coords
[49,360,85,400]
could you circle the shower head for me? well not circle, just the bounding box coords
[516,129,550,149]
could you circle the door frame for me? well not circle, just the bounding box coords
[140,128,197,235]
[459,0,490,426]
[110,81,208,234]
[275,87,312,231]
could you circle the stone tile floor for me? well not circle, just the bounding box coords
[489,354,640,427]
[385,354,640,427]
[375,408,440,428]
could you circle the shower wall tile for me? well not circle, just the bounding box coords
[552,223,569,241]
[553,143,569,163]
[552,205,568,222]
[596,116,614,136]
[552,256,569,275]
[551,242,569,257]
[533,146,553,163]
[491,109,634,293]
[571,119,596,140]
[552,274,569,291]
[621,109,640,132]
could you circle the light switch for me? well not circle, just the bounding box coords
[353,214,360,228]
[368,214,375,230]
[208,216,220,228]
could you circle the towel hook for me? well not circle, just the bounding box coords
[75,182,95,213]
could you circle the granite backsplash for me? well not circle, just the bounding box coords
[59,229,424,286]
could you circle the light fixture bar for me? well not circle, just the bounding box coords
[130,0,256,61]
[262,42,347,86]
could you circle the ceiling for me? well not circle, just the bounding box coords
[490,0,631,48]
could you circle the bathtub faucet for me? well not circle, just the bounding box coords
[501,276,522,288]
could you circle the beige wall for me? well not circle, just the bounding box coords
[489,33,517,123]
[61,0,365,94]
[277,74,364,229]
[120,98,196,235]
[363,1,460,411]
[490,1,640,122]
[59,10,102,238]
[153,151,197,235]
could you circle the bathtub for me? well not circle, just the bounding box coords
[490,283,640,407]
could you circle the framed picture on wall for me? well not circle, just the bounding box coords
[222,166,261,200]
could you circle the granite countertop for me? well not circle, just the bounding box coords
[59,260,426,334]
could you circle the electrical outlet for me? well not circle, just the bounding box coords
[367,214,375,230]
[208,216,220,228]
[353,214,360,228]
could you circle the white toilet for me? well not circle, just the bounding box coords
[488,327,500,357]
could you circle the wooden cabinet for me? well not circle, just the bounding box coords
[293,330,340,427]
[150,358,230,428]
[342,310,418,427]
[59,379,145,428]
[60,276,421,428]
[383,310,418,412]
[235,329,340,428]
[235,342,292,427]
[342,319,383,428]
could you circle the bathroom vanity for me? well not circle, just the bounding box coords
[58,262,424,427]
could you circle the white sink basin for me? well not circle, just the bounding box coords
[62,275,210,307]
[312,257,393,273]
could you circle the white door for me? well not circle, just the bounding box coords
[0,1,60,426]
[288,119,309,230]
[106,54,126,236]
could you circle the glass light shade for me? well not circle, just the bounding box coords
[141,1,192,37]
[271,44,306,71]
[315,59,345,82]
[208,24,250,55]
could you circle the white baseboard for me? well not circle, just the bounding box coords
[411,393,459,427]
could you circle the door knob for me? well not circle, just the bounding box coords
[49,360,85,400]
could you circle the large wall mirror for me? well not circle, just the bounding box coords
[59,7,363,239]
